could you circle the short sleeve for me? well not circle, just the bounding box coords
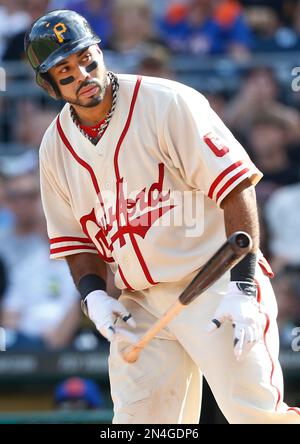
[162,86,262,207]
[39,142,98,260]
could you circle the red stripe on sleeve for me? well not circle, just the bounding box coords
[50,236,93,245]
[216,168,249,204]
[50,245,98,255]
[208,161,244,199]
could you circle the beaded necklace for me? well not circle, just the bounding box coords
[70,71,119,145]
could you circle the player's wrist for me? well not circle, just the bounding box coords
[77,274,107,317]
[230,252,257,283]
[78,273,106,298]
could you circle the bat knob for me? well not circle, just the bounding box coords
[231,231,252,250]
[121,346,141,364]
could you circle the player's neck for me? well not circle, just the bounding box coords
[71,83,113,127]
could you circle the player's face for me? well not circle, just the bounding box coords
[49,45,108,107]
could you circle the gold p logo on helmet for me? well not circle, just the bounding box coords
[53,22,67,43]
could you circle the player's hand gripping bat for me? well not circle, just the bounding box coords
[122,231,252,364]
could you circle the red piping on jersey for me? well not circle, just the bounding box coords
[113,75,157,286]
[216,167,249,204]
[118,265,134,290]
[287,407,300,416]
[129,233,156,285]
[56,116,131,290]
[256,264,300,416]
[258,257,274,278]
[208,160,244,199]
[113,76,142,181]
[50,245,97,255]
[57,117,101,196]
[50,236,93,244]
[255,278,282,411]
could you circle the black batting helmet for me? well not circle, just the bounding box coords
[24,10,101,98]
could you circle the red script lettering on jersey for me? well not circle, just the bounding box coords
[80,163,175,259]
[204,132,229,157]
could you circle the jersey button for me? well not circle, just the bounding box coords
[123,255,130,266]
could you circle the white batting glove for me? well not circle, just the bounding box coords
[83,290,137,343]
[207,282,265,361]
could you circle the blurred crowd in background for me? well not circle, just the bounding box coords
[1,0,300,358]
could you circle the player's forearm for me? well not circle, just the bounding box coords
[66,253,107,286]
[222,182,260,253]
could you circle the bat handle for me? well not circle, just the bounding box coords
[121,301,184,363]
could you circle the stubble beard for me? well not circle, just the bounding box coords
[63,70,109,108]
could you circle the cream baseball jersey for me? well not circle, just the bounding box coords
[39,74,262,291]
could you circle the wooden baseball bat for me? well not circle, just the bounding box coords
[122,231,252,364]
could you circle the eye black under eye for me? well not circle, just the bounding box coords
[58,60,98,85]
[59,76,75,85]
[86,61,98,73]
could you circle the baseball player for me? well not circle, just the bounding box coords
[25,10,300,424]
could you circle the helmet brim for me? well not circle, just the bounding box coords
[39,36,101,73]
